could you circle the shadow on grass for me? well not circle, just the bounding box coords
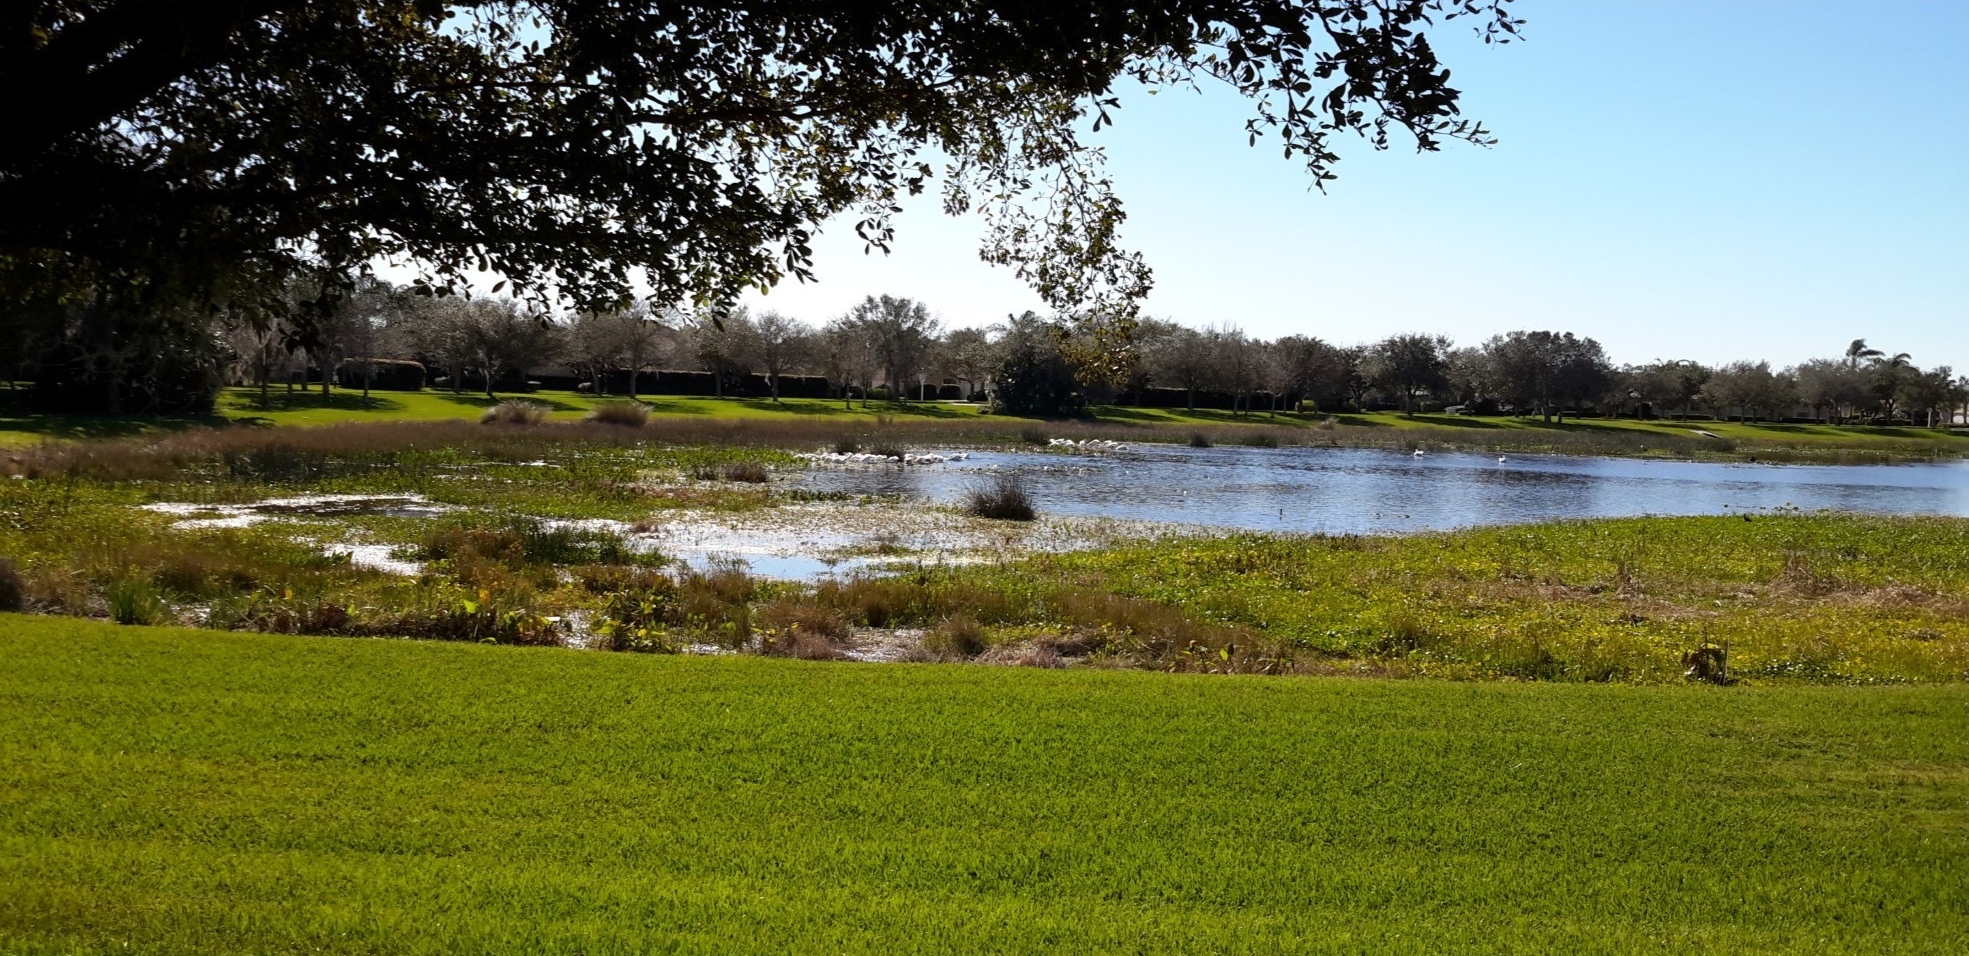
[1093,406,1306,426]
[1402,414,1505,430]
[1329,414,1395,429]
[428,392,586,413]
[223,391,413,415]
[0,411,229,442]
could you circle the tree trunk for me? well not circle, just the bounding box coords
[770,372,781,402]
[628,367,639,400]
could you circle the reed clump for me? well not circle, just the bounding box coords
[584,400,650,427]
[480,400,548,425]
[965,472,1036,521]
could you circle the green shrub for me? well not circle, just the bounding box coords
[106,571,170,626]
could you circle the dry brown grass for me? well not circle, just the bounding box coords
[976,641,1065,668]
[921,614,988,658]
[480,400,548,425]
[584,401,650,427]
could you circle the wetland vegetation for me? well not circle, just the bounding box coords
[2,420,1960,684]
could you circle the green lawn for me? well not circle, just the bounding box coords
[4,387,1961,460]
[0,617,1962,955]
[0,388,993,445]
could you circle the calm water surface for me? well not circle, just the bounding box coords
[800,445,1969,535]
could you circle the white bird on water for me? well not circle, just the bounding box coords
[1412,449,1425,458]
[1497,456,1508,464]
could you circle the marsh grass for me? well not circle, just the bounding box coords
[964,471,1036,521]
[584,400,650,427]
[922,613,988,658]
[0,420,1960,683]
[104,570,169,626]
[480,399,549,425]
[689,461,772,482]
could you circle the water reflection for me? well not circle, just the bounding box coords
[798,445,1968,535]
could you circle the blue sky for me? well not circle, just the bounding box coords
[737,0,1968,371]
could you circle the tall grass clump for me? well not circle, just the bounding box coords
[105,570,170,626]
[1188,432,1212,448]
[480,400,547,425]
[757,597,852,660]
[0,556,24,612]
[689,461,771,482]
[965,471,1036,521]
[1019,427,1050,445]
[922,614,988,658]
[584,400,649,427]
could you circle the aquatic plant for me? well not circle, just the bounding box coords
[965,471,1036,521]
[105,571,170,626]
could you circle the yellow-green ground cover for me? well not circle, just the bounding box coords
[0,618,1961,955]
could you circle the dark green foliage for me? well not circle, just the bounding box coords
[992,322,1083,416]
[336,359,425,392]
[0,556,23,612]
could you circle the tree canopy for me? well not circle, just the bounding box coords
[3,0,1519,331]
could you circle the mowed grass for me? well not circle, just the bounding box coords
[0,617,1961,955]
[0,388,992,446]
[4,387,1961,462]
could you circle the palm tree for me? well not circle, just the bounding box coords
[1843,339,1883,369]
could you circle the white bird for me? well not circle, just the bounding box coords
[1412,449,1425,457]
[1497,456,1508,464]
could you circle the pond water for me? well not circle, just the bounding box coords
[798,445,1969,535]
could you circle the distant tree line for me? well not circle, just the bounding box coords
[2,280,1963,427]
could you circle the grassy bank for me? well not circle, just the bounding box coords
[0,617,1962,955]
[2,423,1961,682]
[2,386,1962,462]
